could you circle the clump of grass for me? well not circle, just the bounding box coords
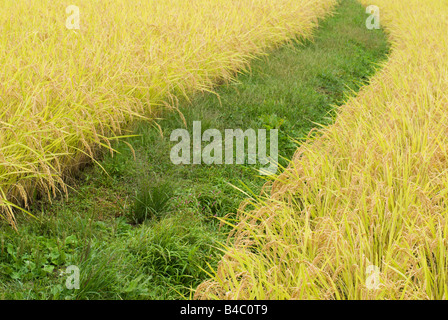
[129,180,172,224]
[122,213,225,299]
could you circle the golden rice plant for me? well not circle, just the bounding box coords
[0,0,337,228]
[195,0,448,299]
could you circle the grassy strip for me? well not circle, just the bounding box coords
[0,0,388,299]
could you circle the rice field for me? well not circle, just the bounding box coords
[0,0,337,228]
[2,0,446,301]
[195,0,448,299]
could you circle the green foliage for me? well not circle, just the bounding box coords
[0,234,78,282]
[197,189,225,216]
[129,180,173,224]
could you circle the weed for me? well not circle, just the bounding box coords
[129,180,173,224]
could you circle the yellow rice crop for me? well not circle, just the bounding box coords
[195,0,448,299]
[0,0,336,228]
